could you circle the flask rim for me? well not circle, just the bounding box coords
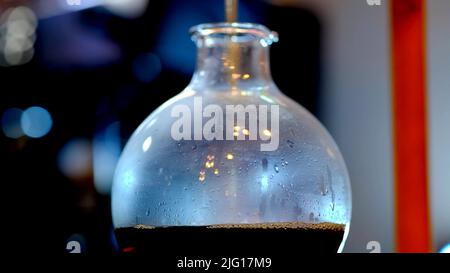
[189,22,279,45]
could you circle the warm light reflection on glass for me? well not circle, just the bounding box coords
[213,168,219,175]
[233,125,240,137]
[242,128,249,136]
[205,161,214,168]
[226,153,234,160]
[231,73,241,80]
[242,74,250,80]
[240,91,253,96]
[199,170,206,182]
[263,129,271,137]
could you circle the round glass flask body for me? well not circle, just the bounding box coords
[112,23,352,252]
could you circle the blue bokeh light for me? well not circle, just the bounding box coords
[1,107,24,138]
[93,122,121,195]
[21,106,53,138]
[58,138,92,180]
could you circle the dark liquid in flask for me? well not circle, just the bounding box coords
[114,222,345,254]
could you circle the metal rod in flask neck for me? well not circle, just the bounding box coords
[225,0,239,91]
[225,0,238,22]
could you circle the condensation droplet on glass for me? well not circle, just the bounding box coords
[287,139,295,148]
[274,164,279,173]
[262,158,268,171]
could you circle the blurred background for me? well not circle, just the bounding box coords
[0,0,449,253]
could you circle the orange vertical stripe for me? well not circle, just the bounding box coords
[390,0,431,252]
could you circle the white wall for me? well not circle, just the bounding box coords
[427,0,450,252]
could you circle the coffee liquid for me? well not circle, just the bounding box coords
[115,222,345,254]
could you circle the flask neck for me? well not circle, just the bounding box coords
[188,23,278,93]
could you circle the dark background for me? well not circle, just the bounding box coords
[0,0,321,254]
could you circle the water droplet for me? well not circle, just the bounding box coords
[183,187,188,191]
[262,158,268,171]
[191,144,197,150]
[274,164,279,173]
[309,212,314,221]
[287,140,295,148]
[270,174,274,179]
[284,161,288,166]
[146,209,150,216]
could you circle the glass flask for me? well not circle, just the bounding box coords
[112,22,351,253]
